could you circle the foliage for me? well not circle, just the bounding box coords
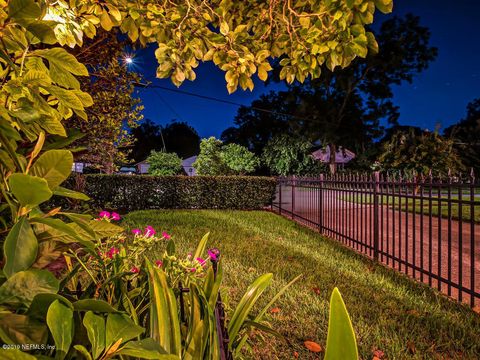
[0,0,389,357]
[378,128,465,175]
[193,137,258,175]
[193,137,230,175]
[221,143,260,175]
[147,150,182,176]
[123,210,480,359]
[130,120,200,162]
[222,14,437,171]
[65,31,143,174]
[444,98,480,173]
[262,134,319,176]
[56,175,277,212]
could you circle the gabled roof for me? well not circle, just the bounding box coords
[311,146,356,164]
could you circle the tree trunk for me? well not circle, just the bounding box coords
[329,143,337,174]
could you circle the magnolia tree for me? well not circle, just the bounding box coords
[0,0,391,358]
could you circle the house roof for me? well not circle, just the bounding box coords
[311,146,356,164]
[182,155,197,167]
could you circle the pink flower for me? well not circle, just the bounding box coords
[162,231,171,240]
[99,211,110,218]
[107,247,120,259]
[130,266,139,273]
[111,212,120,221]
[195,257,206,266]
[145,225,156,237]
[190,268,196,273]
[155,260,163,268]
[207,248,220,261]
[132,229,141,235]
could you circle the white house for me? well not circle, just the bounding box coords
[311,146,356,165]
[136,160,150,174]
[182,155,197,176]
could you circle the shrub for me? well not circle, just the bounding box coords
[221,143,259,175]
[147,150,183,175]
[193,137,259,175]
[61,175,276,212]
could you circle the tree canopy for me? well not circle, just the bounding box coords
[222,14,436,172]
[444,98,480,173]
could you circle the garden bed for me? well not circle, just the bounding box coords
[123,210,480,359]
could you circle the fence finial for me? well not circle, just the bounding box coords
[470,167,475,181]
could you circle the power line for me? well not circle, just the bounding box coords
[135,82,309,121]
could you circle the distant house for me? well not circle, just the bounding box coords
[136,160,150,174]
[311,146,356,168]
[182,156,197,176]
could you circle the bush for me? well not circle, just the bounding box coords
[65,175,276,212]
[147,150,183,175]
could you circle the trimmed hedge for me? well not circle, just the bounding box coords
[67,175,276,212]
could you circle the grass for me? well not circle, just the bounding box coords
[341,193,480,223]
[123,210,480,359]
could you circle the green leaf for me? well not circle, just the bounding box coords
[29,217,89,245]
[26,21,57,44]
[8,0,41,26]
[34,48,88,76]
[106,313,144,349]
[83,311,105,359]
[31,150,73,189]
[375,0,393,14]
[73,345,93,360]
[228,273,273,345]
[0,269,59,307]
[0,349,37,359]
[324,288,358,360]
[0,313,48,346]
[8,173,52,207]
[28,293,73,320]
[146,260,181,356]
[117,338,176,359]
[193,232,209,259]
[3,217,38,277]
[47,300,74,360]
[73,299,119,313]
[53,186,90,200]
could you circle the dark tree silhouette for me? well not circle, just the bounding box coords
[444,98,480,173]
[130,120,200,162]
[222,14,437,173]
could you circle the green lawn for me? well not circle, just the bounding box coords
[123,210,480,359]
[341,193,480,223]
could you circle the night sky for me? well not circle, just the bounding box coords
[130,0,480,138]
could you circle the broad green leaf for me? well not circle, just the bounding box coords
[87,220,123,239]
[228,273,273,345]
[8,173,52,207]
[0,313,48,345]
[8,0,41,26]
[73,345,93,360]
[0,269,59,307]
[47,300,74,360]
[34,48,88,76]
[117,338,176,359]
[31,150,73,189]
[26,21,57,44]
[105,313,144,349]
[324,288,358,360]
[3,217,38,277]
[0,349,37,359]
[28,293,73,320]
[73,299,119,313]
[53,186,90,200]
[83,311,105,359]
[29,217,88,244]
[146,260,181,356]
[193,232,209,259]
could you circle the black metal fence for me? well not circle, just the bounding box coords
[272,172,480,307]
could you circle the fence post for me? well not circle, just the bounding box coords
[279,178,282,215]
[292,175,296,219]
[319,174,324,233]
[373,171,380,261]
